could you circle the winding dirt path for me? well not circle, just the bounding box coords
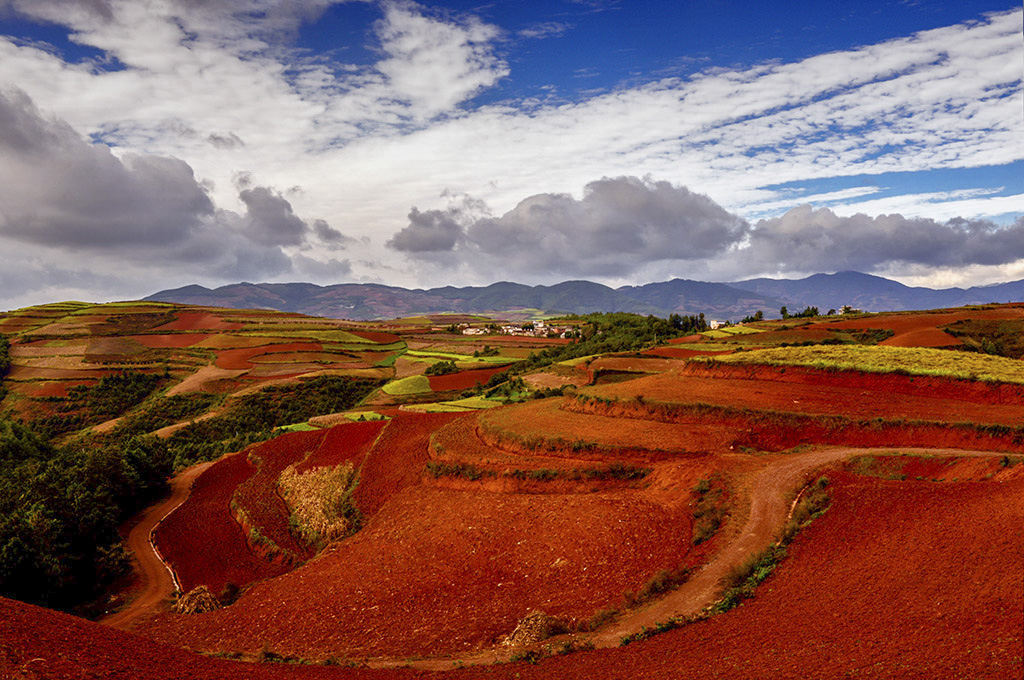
[106,444,1009,667]
[367,446,1009,670]
[100,460,214,631]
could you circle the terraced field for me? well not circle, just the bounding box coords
[3,303,1023,679]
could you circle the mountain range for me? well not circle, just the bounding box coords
[145,271,1024,321]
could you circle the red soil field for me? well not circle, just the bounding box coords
[249,351,356,363]
[590,356,689,373]
[348,330,402,344]
[667,360,1024,409]
[353,412,464,517]
[233,429,329,561]
[153,452,289,595]
[125,333,213,348]
[668,333,704,344]
[880,327,959,347]
[427,366,508,391]
[140,482,690,660]
[641,346,732,358]
[6,365,132,380]
[479,399,738,459]
[295,420,387,472]
[429,416,589,472]
[0,596,409,680]
[806,307,1024,348]
[153,312,245,332]
[7,468,1021,678]
[215,342,322,369]
[20,380,95,397]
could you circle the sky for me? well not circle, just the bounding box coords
[0,0,1021,309]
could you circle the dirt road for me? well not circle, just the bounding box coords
[100,460,214,631]
[369,446,1009,669]
[106,445,1007,665]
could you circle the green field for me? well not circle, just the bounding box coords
[709,345,1024,384]
[382,375,432,395]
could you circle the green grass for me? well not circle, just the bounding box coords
[405,350,511,364]
[401,396,502,413]
[401,402,476,413]
[707,344,1024,385]
[716,326,765,335]
[239,330,372,344]
[338,411,387,421]
[381,375,432,396]
[276,422,320,432]
[662,342,737,351]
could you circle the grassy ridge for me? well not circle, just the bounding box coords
[707,345,1024,385]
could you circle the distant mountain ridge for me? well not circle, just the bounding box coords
[145,271,1024,321]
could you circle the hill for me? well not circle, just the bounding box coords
[146,272,1024,320]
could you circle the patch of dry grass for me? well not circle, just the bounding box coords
[278,462,361,548]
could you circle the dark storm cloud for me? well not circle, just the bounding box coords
[0,88,354,287]
[749,206,1024,271]
[390,176,749,277]
[0,88,215,248]
[235,185,310,246]
[314,219,355,246]
[387,206,467,252]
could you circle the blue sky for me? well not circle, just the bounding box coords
[0,0,1021,308]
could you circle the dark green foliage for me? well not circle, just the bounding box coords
[0,420,171,609]
[691,474,727,545]
[114,393,221,438]
[713,543,788,614]
[425,461,485,480]
[165,376,382,468]
[32,371,164,439]
[473,345,500,357]
[424,359,459,376]
[943,319,1024,358]
[668,313,709,334]
[740,310,764,323]
[0,334,10,376]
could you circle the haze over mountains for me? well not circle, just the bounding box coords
[145,272,1024,321]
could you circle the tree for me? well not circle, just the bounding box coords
[780,306,789,319]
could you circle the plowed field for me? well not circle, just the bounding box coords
[233,430,328,561]
[479,398,740,458]
[140,483,690,660]
[427,366,508,391]
[295,420,386,471]
[153,312,245,331]
[585,365,1024,426]
[153,452,289,595]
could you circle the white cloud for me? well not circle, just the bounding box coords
[0,2,1021,303]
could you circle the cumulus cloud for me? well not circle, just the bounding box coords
[374,1,508,117]
[0,88,356,299]
[747,206,1024,272]
[0,88,215,248]
[388,205,468,252]
[390,178,1024,283]
[390,176,750,277]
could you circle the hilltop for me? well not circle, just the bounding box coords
[145,272,1024,320]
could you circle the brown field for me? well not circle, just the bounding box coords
[126,333,213,348]
[153,311,245,332]
[427,366,507,391]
